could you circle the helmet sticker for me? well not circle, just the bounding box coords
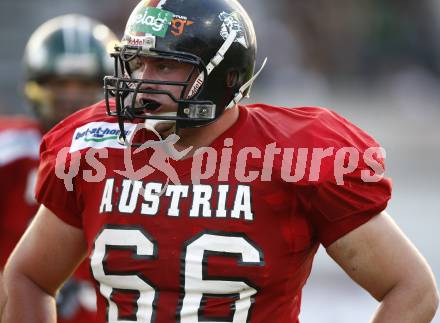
[155,0,168,9]
[171,16,194,37]
[123,35,151,46]
[218,11,248,48]
[127,7,174,37]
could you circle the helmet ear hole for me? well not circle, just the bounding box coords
[226,69,240,89]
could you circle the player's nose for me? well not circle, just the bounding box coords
[139,67,160,92]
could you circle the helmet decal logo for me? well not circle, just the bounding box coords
[123,35,151,46]
[155,0,168,8]
[127,7,174,37]
[171,16,193,37]
[144,0,161,7]
[218,11,248,48]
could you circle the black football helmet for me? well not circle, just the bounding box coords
[23,14,118,130]
[104,0,261,139]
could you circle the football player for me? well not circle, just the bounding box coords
[0,14,118,323]
[3,1,439,322]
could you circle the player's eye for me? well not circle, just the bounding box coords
[155,59,180,73]
[157,63,170,72]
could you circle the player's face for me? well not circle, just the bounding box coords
[40,78,102,129]
[126,56,197,115]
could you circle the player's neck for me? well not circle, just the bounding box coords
[174,105,239,156]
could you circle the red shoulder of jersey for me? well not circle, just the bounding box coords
[35,100,120,227]
[243,104,378,150]
[242,104,392,246]
[0,115,41,132]
[0,116,42,167]
[0,116,42,266]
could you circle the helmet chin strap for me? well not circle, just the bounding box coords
[143,112,177,140]
[188,28,267,111]
[188,30,238,97]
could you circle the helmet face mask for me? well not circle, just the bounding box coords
[105,46,215,124]
[104,0,257,141]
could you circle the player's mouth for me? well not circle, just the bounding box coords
[138,98,162,113]
[127,98,163,118]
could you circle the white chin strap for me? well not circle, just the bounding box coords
[143,112,177,138]
[188,29,267,109]
[206,30,238,75]
[225,57,267,110]
[188,30,238,98]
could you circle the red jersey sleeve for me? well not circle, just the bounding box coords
[297,108,392,247]
[35,124,83,228]
[308,168,391,247]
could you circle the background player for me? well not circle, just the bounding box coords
[0,14,118,322]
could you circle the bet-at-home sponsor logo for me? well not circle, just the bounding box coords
[128,7,173,37]
[70,122,136,153]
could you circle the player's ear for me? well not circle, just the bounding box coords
[226,69,240,89]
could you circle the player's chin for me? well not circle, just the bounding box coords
[155,122,176,137]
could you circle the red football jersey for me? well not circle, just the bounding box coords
[0,117,41,267]
[0,116,97,323]
[36,101,392,323]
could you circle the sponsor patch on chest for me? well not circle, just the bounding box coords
[70,122,136,153]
